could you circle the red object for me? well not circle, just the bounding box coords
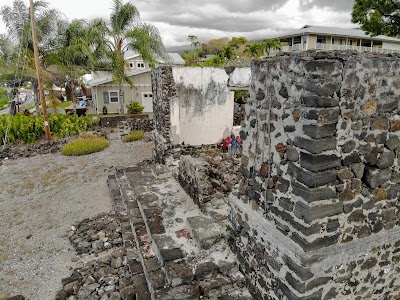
[222,136,232,149]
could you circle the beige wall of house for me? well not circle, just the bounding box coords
[307,34,317,49]
[94,72,153,114]
[382,41,400,50]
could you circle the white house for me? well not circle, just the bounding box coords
[269,25,400,55]
[90,52,185,114]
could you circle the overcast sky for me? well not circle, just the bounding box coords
[0,0,356,48]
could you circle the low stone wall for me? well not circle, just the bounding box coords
[178,152,242,207]
[100,114,149,128]
[127,118,154,132]
[0,138,72,162]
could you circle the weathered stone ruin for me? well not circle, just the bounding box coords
[152,66,251,163]
[230,51,400,299]
[150,52,400,299]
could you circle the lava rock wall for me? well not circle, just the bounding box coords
[229,51,400,299]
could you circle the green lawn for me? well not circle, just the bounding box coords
[60,101,72,109]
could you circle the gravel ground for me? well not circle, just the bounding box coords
[0,139,152,299]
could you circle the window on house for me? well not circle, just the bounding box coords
[109,91,119,103]
[143,93,153,98]
[137,62,145,69]
[129,62,134,68]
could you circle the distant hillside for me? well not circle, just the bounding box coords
[166,45,191,54]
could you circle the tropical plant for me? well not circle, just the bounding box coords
[219,45,235,60]
[0,0,61,114]
[94,0,167,113]
[203,55,224,67]
[127,101,144,114]
[0,113,92,144]
[45,88,62,114]
[352,0,400,37]
[244,42,264,58]
[263,38,282,57]
[229,36,248,49]
[44,19,103,104]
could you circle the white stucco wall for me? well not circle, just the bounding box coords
[170,67,235,145]
[382,41,400,50]
[229,67,251,89]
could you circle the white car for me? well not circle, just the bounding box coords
[19,93,28,103]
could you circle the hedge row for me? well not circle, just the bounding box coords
[0,113,93,144]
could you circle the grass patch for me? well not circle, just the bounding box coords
[123,130,144,142]
[60,101,72,109]
[62,135,110,156]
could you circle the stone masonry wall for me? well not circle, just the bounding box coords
[152,67,175,164]
[151,66,251,164]
[229,51,400,300]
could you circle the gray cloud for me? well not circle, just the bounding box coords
[137,0,290,32]
[299,0,354,12]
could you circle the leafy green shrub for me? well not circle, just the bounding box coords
[0,113,92,144]
[123,130,144,142]
[0,97,10,109]
[62,135,110,156]
[203,55,224,67]
[127,102,144,114]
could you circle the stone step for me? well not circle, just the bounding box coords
[114,164,253,299]
[107,173,151,299]
[186,215,223,250]
[114,169,167,297]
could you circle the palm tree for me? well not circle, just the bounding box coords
[220,45,235,60]
[96,0,167,113]
[263,38,282,57]
[244,42,264,58]
[44,19,104,104]
[0,0,60,114]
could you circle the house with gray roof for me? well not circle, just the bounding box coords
[270,25,400,55]
[89,52,184,114]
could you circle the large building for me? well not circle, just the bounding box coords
[90,52,185,114]
[270,25,400,55]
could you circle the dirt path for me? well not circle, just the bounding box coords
[0,139,152,299]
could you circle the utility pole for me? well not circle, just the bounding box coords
[30,0,51,141]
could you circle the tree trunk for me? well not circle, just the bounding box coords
[119,81,124,114]
[32,79,40,117]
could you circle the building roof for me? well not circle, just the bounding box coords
[161,53,185,65]
[272,25,400,43]
[124,51,185,65]
[89,69,150,87]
